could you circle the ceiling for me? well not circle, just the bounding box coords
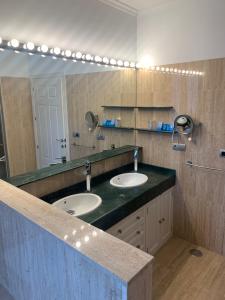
[100,0,174,12]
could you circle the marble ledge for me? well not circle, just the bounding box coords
[6,145,139,187]
[0,180,153,283]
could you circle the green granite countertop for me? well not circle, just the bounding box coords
[42,163,176,230]
[6,145,138,187]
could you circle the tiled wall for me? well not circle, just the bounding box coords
[136,58,225,255]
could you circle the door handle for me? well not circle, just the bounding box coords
[56,138,66,143]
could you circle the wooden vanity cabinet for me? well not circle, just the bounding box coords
[145,188,173,255]
[107,188,173,255]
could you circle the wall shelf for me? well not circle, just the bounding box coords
[136,128,173,134]
[99,125,135,131]
[101,105,174,110]
[101,105,135,109]
[136,106,174,110]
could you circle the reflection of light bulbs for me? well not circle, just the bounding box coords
[86,54,92,60]
[65,49,72,57]
[0,37,2,44]
[26,42,35,50]
[94,56,102,62]
[110,58,116,65]
[41,44,48,53]
[76,52,82,59]
[10,39,20,48]
[117,60,123,66]
[124,61,129,67]
[103,57,109,64]
[188,136,192,142]
[53,47,61,55]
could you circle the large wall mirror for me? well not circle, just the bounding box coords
[0,49,136,179]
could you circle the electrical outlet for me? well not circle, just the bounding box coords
[96,134,105,141]
[219,149,225,157]
[73,132,80,138]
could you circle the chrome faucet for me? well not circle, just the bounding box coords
[85,160,91,192]
[134,148,139,172]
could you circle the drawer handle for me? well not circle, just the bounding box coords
[136,216,141,220]
[117,229,122,234]
[136,230,141,235]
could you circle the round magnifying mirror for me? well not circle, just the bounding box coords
[174,115,194,135]
[85,111,98,131]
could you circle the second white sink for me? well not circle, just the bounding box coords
[110,173,148,188]
[53,193,102,217]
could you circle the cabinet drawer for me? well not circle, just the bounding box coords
[128,232,145,251]
[107,207,145,240]
[122,223,145,243]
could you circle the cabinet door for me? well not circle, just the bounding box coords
[145,197,161,255]
[159,190,173,247]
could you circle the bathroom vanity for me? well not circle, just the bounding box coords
[40,159,176,256]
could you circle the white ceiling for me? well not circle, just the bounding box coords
[100,0,174,12]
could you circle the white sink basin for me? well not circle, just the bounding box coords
[53,193,102,217]
[110,173,148,188]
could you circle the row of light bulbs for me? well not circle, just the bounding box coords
[136,64,203,76]
[0,37,135,68]
[0,37,203,75]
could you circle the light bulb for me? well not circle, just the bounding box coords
[110,58,116,65]
[26,42,35,51]
[10,39,19,48]
[161,67,165,72]
[117,60,123,66]
[65,49,72,57]
[130,62,135,68]
[0,37,2,44]
[41,44,48,53]
[76,52,82,59]
[135,63,141,69]
[156,66,160,71]
[53,47,61,55]
[103,57,109,64]
[86,54,92,60]
[124,61,130,67]
[94,56,102,63]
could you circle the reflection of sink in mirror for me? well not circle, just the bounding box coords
[53,193,102,217]
[110,173,148,188]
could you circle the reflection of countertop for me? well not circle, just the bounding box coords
[42,163,176,230]
[6,145,138,187]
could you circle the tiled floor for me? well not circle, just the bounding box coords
[153,237,225,300]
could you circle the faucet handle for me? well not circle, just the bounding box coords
[134,147,139,158]
[85,160,91,174]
